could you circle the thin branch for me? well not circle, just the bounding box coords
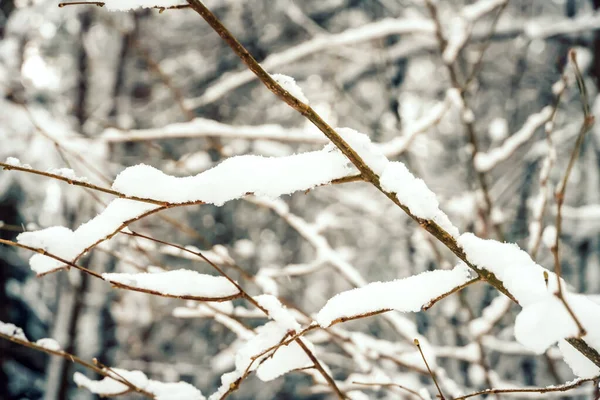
[422,277,481,311]
[551,49,595,337]
[0,238,240,301]
[414,338,445,400]
[0,162,170,206]
[57,2,190,11]
[464,0,510,87]
[452,377,596,400]
[181,0,600,368]
[0,331,154,398]
[352,381,425,400]
[58,1,105,7]
[296,338,346,400]
[121,230,345,399]
[424,0,503,241]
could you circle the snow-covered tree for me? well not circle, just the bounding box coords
[2,0,600,399]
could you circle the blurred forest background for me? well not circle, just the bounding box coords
[1,0,600,398]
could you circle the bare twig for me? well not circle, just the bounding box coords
[182,0,600,368]
[352,381,425,400]
[0,331,154,398]
[452,376,596,400]
[551,50,595,337]
[424,0,503,241]
[422,277,481,311]
[415,338,445,400]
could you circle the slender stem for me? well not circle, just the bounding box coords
[181,0,600,368]
[0,162,170,206]
[414,338,445,400]
[422,277,480,311]
[0,332,154,398]
[296,338,346,400]
[0,238,240,301]
[58,1,105,7]
[551,50,595,337]
[424,0,503,241]
[453,376,596,400]
[352,381,425,400]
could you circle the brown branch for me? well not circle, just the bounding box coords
[414,338,445,400]
[57,2,190,11]
[464,0,510,87]
[58,1,105,7]
[0,162,171,206]
[182,0,600,368]
[0,238,240,302]
[0,331,154,398]
[424,0,503,241]
[352,381,425,399]
[422,277,481,311]
[551,49,595,337]
[452,376,596,400]
[296,338,346,400]
[121,229,346,399]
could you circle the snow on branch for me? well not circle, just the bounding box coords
[316,264,472,328]
[17,199,159,275]
[110,148,350,205]
[102,269,241,301]
[458,233,558,307]
[186,17,435,108]
[98,1,186,11]
[457,233,600,376]
[100,117,327,144]
[210,322,316,398]
[18,129,458,277]
[515,293,600,355]
[0,321,29,341]
[74,368,205,400]
[474,106,553,172]
[270,74,309,104]
[461,0,507,21]
[558,339,600,378]
[381,162,460,237]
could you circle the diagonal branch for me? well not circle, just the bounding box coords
[183,0,600,369]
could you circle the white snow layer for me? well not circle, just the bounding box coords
[254,294,300,331]
[18,128,459,275]
[111,149,350,205]
[316,264,472,327]
[102,269,240,299]
[458,233,558,307]
[271,74,309,104]
[1,321,61,351]
[515,293,600,354]
[235,321,313,382]
[381,161,460,237]
[74,368,204,400]
[0,321,28,341]
[36,338,61,351]
[101,0,186,11]
[459,233,600,377]
[474,106,552,172]
[558,339,600,378]
[17,199,158,274]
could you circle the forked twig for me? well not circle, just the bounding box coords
[551,50,595,337]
